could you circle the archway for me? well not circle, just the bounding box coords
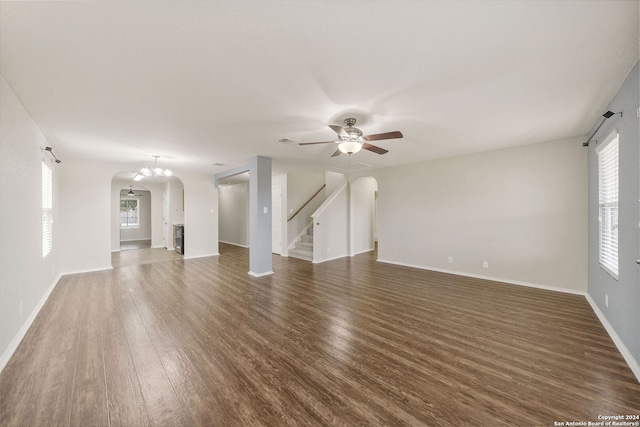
[110,172,185,263]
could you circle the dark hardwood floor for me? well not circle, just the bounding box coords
[1,244,639,426]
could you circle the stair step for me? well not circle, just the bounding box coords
[295,241,313,250]
[301,234,313,244]
[289,248,313,261]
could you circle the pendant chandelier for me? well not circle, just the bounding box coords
[138,155,172,178]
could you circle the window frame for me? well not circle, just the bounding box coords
[596,130,619,279]
[120,197,140,229]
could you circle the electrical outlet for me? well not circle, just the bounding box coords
[448,256,453,264]
[483,261,489,269]
[605,294,608,308]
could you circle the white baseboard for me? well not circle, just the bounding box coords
[183,253,219,260]
[119,238,152,242]
[61,266,113,275]
[375,259,586,296]
[151,245,165,249]
[312,253,350,264]
[248,270,274,277]
[0,273,61,374]
[351,247,375,257]
[219,240,249,248]
[585,294,640,383]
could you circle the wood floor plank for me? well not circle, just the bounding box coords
[67,274,109,427]
[101,272,150,427]
[1,243,639,426]
[0,277,77,426]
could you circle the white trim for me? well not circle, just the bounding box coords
[351,247,374,257]
[312,254,352,264]
[312,182,348,219]
[183,253,219,260]
[151,245,165,249]
[375,259,587,296]
[111,249,121,253]
[62,266,113,275]
[219,240,250,248]
[119,238,152,243]
[248,270,274,277]
[595,128,619,152]
[0,274,61,374]
[585,294,640,383]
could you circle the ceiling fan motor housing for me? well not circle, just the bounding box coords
[343,118,363,141]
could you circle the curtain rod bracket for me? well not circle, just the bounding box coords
[582,110,622,147]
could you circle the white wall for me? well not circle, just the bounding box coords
[356,137,588,292]
[312,182,350,263]
[164,177,185,249]
[181,175,218,259]
[587,62,639,378]
[326,171,346,195]
[218,182,250,247]
[59,158,119,273]
[166,177,185,226]
[0,74,61,371]
[287,170,326,248]
[273,174,288,255]
[58,159,217,271]
[350,177,377,255]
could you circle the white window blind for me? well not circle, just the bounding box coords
[596,131,619,278]
[42,162,53,258]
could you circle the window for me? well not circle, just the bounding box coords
[597,131,619,278]
[120,199,139,229]
[42,162,52,257]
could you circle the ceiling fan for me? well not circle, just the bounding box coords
[297,118,403,157]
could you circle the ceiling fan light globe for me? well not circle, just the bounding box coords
[164,169,173,176]
[338,141,362,155]
[140,167,152,176]
[153,167,163,176]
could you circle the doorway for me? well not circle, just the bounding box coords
[110,172,185,267]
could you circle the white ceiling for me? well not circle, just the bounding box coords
[1,1,638,176]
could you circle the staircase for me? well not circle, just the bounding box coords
[288,226,314,262]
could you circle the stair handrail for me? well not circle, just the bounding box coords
[287,184,326,222]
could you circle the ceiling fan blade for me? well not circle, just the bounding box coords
[298,140,336,145]
[363,131,403,141]
[329,124,349,137]
[330,149,342,157]
[363,143,388,155]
